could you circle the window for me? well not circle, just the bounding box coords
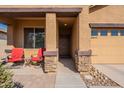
[100,30,107,36]
[120,30,124,36]
[111,30,119,36]
[91,29,98,36]
[24,28,45,48]
[0,23,8,32]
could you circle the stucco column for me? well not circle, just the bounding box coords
[79,6,90,50]
[45,13,57,50]
[44,13,57,73]
[76,6,91,72]
[7,24,14,47]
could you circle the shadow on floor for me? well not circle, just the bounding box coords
[14,82,24,88]
[59,58,78,72]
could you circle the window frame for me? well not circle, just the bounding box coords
[100,30,108,36]
[111,30,119,36]
[91,29,98,36]
[120,30,124,36]
[24,27,45,49]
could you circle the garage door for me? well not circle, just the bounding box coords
[91,28,124,64]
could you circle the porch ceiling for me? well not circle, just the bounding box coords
[58,18,76,29]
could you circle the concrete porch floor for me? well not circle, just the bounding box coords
[93,64,124,87]
[6,61,124,88]
[10,66,56,88]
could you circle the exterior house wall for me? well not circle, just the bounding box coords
[1,5,124,70]
[0,31,7,40]
[0,31,7,60]
[7,24,14,46]
[71,17,79,59]
[56,21,59,61]
[90,5,124,64]
[14,19,45,48]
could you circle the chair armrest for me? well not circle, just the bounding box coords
[7,54,12,59]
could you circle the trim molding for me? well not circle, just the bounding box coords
[78,50,92,56]
[90,23,124,28]
[0,8,82,13]
[43,51,58,56]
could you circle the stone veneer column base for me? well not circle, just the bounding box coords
[78,56,91,72]
[44,56,57,73]
[44,51,58,73]
[75,50,92,73]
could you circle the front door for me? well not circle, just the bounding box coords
[59,35,70,57]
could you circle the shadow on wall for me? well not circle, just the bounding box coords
[89,5,109,13]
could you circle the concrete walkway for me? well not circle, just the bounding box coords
[93,64,124,87]
[55,59,86,88]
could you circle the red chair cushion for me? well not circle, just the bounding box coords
[31,57,43,62]
[8,48,24,62]
[31,48,44,62]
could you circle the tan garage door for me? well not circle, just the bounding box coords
[91,28,124,64]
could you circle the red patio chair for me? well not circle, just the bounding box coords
[31,48,45,62]
[7,48,24,62]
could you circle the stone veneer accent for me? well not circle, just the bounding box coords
[75,50,92,72]
[44,56,57,72]
[44,51,57,73]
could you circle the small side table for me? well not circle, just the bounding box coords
[24,58,32,67]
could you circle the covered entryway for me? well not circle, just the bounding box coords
[58,17,79,60]
[0,7,84,73]
[58,19,72,58]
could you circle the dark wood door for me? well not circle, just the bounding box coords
[59,35,70,57]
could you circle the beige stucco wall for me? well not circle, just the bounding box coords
[71,18,79,59]
[14,19,45,48]
[89,6,124,23]
[7,25,14,46]
[45,13,57,51]
[90,5,124,64]
[79,6,91,51]
[56,21,59,61]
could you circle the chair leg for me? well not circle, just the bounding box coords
[39,63,42,67]
[23,61,26,67]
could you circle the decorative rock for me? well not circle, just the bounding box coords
[80,65,121,88]
[84,75,93,80]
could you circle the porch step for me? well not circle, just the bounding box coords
[55,59,86,88]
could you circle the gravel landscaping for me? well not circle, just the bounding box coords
[80,65,122,88]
